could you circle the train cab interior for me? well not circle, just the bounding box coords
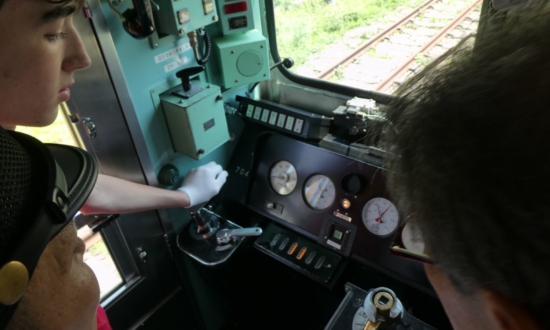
[24,0,509,328]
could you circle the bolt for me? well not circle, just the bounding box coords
[231,50,235,54]
[216,95,223,101]
[263,73,267,77]
[213,15,218,21]
[207,85,211,88]
[260,45,264,48]
[179,100,184,104]
[235,79,239,83]
[197,149,205,155]
[179,29,185,34]
[154,44,158,48]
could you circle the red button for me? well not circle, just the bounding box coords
[224,1,248,14]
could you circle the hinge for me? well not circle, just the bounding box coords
[164,234,174,260]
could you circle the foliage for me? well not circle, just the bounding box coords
[274,0,425,69]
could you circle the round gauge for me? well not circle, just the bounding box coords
[270,161,298,195]
[402,221,425,254]
[304,175,336,210]
[362,197,399,236]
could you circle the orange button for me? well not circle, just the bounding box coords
[297,247,307,260]
[287,242,298,255]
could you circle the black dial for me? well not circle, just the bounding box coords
[341,173,367,195]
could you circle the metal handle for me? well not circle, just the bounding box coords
[216,227,262,245]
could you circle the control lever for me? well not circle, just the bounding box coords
[216,227,262,245]
[173,66,205,99]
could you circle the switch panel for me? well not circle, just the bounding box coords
[216,0,254,35]
[155,0,218,37]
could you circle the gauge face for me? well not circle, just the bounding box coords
[304,175,336,210]
[362,197,399,236]
[401,221,425,254]
[270,161,298,195]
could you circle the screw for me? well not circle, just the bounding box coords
[213,15,218,21]
[179,29,185,34]
[263,73,267,77]
[235,79,239,83]
[207,85,211,88]
[197,149,205,155]
[216,95,223,101]
[179,100,184,104]
[154,44,158,48]
[231,50,235,54]
[260,45,264,48]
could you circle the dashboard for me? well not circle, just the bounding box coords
[223,124,431,293]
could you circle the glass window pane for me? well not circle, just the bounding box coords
[274,0,481,94]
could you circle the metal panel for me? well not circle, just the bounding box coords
[66,9,195,329]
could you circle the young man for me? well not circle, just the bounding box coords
[382,2,549,329]
[0,0,227,328]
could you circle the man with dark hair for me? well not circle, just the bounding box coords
[0,0,228,328]
[382,2,550,329]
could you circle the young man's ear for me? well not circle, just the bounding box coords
[481,290,543,330]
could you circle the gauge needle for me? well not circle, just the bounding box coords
[375,206,391,223]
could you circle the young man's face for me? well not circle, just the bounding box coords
[0,0,91,127]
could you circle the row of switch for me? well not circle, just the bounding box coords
[269,234,327,270]
[245,105,304,134]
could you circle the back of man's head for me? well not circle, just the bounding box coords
[383,1,550,329]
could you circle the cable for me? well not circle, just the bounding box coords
[196,28,212,65]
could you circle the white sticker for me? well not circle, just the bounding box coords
[277,114,286,127]
[327,240,342,250]
[155,43,191,64]
[164,57,190,73]
[261,109,270,122]
[269,111,278,125]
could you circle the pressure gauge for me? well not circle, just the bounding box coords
[401,221,425,254]
[270,161,297,195]
[362,197,399,236]
[304,175,336,210]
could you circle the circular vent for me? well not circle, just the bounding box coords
[236,51,263,77]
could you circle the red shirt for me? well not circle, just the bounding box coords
[97,305,112,330]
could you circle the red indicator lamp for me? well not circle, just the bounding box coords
[224,2,248,14]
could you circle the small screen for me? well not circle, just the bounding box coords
[333,229,343,240]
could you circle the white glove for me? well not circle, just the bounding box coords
[178,161,228,208]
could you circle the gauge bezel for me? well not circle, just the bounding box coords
[269,160,298,196]
[361,197,399,237]
[302,173,336,211]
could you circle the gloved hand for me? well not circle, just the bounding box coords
[178,161,228,208]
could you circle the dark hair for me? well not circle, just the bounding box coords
[0,0,77,9]
[382,1,550,327]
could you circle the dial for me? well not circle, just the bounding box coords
[304,175,336,210]
[401,221,425,254]
[270,161,297,195]
[362,197,399,236]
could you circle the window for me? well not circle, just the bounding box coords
[16,104,123,299]
[274,0,482,94]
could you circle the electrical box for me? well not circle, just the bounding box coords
[161,81,229,160]
[216,0,255,35]
[155,0,218,36]
[214,30,270,88]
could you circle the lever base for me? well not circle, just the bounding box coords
[177,210,245,266]
[172,85,204,99]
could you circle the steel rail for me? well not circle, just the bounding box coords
[374,0,481,93]
[316,0,440,80]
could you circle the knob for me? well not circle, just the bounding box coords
[176,66,204,92]
[341,173,367,195]
[158,164,180,185]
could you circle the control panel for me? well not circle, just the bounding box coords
[236,95,332,140]
[224,128,431,290]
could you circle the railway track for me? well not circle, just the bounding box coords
[309,0,481,93]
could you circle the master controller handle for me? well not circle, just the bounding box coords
[176,66,205,92]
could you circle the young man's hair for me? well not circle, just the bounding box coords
[382,1,550,327]
[0,0,78,9]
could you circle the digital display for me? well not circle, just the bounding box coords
[333,229,343,240]
[229,16,248,30]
